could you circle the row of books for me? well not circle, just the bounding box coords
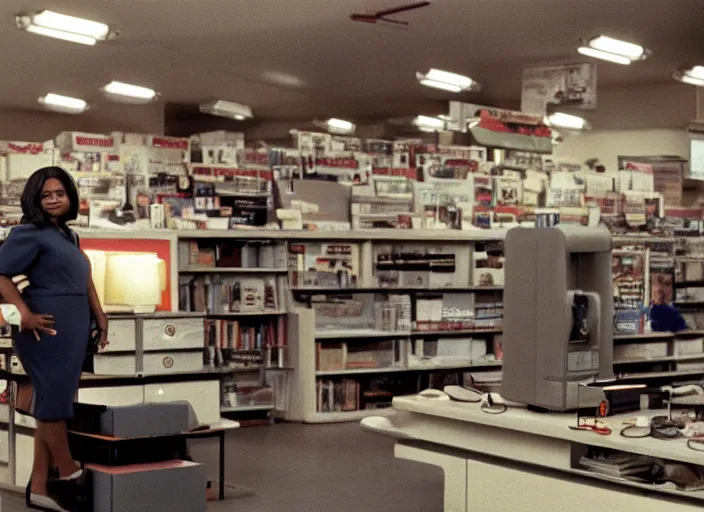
[204,318,286,368]
[179,240,286,269]
[180,276,280,313]
[315,379,393,413]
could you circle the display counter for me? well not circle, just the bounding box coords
[361,396,704,512]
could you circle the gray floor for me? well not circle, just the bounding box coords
[1,422,444,511]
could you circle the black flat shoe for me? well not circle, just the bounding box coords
[47,469,91,512]
[26,493,69,511]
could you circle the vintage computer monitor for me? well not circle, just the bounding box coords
[500,225,614,411]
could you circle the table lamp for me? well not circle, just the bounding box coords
[85,250,166,313]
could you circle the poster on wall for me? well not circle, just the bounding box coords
[521,63,597,116]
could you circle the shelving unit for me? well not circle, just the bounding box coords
[176,232,291,420]
[282,229,506,423]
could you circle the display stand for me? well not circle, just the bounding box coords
[362,397,704,512]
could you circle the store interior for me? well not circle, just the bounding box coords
[0,0,704,511]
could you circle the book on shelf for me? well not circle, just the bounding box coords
[204,317,285,368]
[406,337,488,368]
[472,241,504,287]
[178,240,285,269]
[180,275,279,313]
[288,242,360,288]
[415,293,501,331]
[316,340,398,371]
[373,243,470,288]
[316,379,363,413]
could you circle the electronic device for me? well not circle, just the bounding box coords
[418,389,450,400]
[501,225,614,411]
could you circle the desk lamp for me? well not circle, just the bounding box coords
[85,250,166,313]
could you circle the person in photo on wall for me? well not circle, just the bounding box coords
[0,167,109,512]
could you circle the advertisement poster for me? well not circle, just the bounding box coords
[521,64,597,116]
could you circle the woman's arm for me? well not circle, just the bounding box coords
[0,276,55,337]
[83,253,107,329]
[0,275,31,319]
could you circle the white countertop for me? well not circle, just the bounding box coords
[392,395,704,466]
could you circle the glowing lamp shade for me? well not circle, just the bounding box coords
[86,250,166,313]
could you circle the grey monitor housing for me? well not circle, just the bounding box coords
[500,225,614,411]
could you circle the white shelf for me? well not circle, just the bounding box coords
[292,286,502,293]
[305,407,396,424]
[615,353,704,365]
[175,228,508,242]
[412,328,502,336]
[206,310,287,317]
[316,360,501,376]
[315,329,411,340]
[221,404,274,413]
[613,332,674,340]
[181,266,288,274]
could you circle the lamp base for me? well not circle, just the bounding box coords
[104,305,157,314]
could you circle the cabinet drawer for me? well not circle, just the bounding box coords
[142,318,205,351]
[106,319,137,352]
[93,351,203,376]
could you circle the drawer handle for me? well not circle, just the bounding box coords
[164,324,177,337]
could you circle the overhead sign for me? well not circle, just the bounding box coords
[521,63,597,116]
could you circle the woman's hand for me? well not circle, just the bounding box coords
[98,318,109,350]
[20,312,56,340]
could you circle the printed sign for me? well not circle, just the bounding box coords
[521,63,597,116]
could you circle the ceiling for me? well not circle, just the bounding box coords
[1,0,703,125]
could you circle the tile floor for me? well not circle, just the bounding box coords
[0,422,444,511]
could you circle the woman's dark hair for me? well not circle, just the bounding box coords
[20,166,79,227]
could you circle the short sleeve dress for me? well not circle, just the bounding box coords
[0,224,90,421]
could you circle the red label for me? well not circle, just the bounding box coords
[6,142,44,154]
[191,166,273,181]
[151,137,189,150]
[314,157,358,169]
[75,136,114,148]
[372,168,418,179]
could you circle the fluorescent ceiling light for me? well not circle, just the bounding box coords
[199,100,253,120]
[416,69,479,93]
[577,46,631,65]
[546,112,587,131]
[24,25,96,46]
[102,81,157,103]
[413,115,445,130]
[589,36,644,60]
[38,93,87,114]
[419,79,462,93]
[578,35,648,65]
[326,118,354,131]
[674,66,704,87]
[15,10,115,45]
[688,66,704,80]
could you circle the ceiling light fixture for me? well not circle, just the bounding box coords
[546,112,588,131]
[416,69,479,93]
[199,100,253,121]
[101,81,158,104]
[15,10,117,46]
[674,66,704,87]
[577,35,649,65]
[324,118,355,134]
[38,93,87,114]
[413,115,445,131]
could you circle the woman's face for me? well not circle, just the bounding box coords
[40,177,71,219]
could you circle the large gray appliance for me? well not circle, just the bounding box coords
[500,225,614,411]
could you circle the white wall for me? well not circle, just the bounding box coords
[551,128,689,172]
[0,103,165,142]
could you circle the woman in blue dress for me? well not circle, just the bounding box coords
[0,167,108,511]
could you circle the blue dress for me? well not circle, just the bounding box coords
[0,224,90,421]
